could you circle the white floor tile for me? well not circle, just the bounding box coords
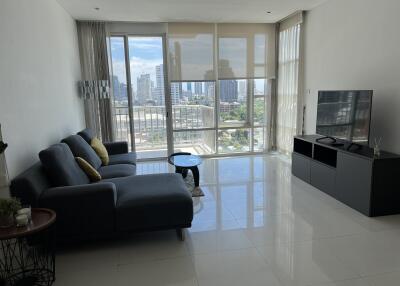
[322,230,400,276]
[257,240,360,286]
[306,278,372,286]
[192,248,283,286]
[52,155,400,286]
[57,241,121,274]
[186,227,253,254]
[116,231,190,265]
[117,256,198,286]
[54,266,120,286]
[363,270,400,286]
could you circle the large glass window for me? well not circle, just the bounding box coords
[171,82,215,130]
[109,23,275,159]
[167,23,274,155]
[168,23,217,156]
[174,130,216,155]
[218,129,251,153]
[219,79,247,127]
[109,36,168,159]
[110,37,131,146]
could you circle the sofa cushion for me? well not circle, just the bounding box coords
[62,135,102,170]
[10,162,51,207]
[77,128,95,144]
[39,143,90,187]
[109,174,193,231]
[98,164,136,179]
[75,157,102,182]
[108,153,137,166]
[91,137,109,166]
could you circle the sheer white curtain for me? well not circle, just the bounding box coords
[276,13,303,154]
[77,21,115,142]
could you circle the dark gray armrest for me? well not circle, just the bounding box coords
[104,141,129,155]
[39,182,117,239]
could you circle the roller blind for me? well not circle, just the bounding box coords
[217,23,276,79]
[168,23,215,81]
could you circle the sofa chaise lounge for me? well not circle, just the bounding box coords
[10,129,193,241]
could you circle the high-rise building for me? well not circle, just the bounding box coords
[238,81,247,101]
[170,82,182,105]
[220,80,238,102]
[137,74,151,104]
[154,65,165,105]
[194,82,202,95]
[204,82,214,98]
[112,75,128,104]
[187,82,192,92]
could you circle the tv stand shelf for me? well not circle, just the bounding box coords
[292,135,400,217]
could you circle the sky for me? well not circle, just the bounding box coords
[111,37,163,90]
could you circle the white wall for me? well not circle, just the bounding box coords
[0,0,85,184]
[303,0,400,153]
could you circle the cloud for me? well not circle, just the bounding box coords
[111,60,127,84]
[130,43,160,49]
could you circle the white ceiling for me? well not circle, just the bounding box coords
[57,0,326,23]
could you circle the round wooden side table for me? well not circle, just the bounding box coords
[0,208,56,286]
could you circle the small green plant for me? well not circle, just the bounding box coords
[0,198,21,217]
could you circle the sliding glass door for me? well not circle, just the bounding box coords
[110,35,169,160]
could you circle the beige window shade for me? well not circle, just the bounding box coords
[279,11,303,31]
[168,23,215,81]
[217,23,276,79]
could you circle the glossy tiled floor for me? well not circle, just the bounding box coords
[55,155,400,286]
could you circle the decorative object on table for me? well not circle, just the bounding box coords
[373,137,382,157]
[19,206,32,220]
[168,152,204,197]
[0,197,21,228]
[0,208,56,286]
[16,206,32,226]
[15,213,29,226]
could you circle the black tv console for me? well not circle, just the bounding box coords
[292,135,400,217]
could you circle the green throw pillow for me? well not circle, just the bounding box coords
[91,137,109,166]
[75,157,102,182]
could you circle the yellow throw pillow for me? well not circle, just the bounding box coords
[75,157,102,182]
[91,137,109,166]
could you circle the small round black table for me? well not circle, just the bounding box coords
[0,208,56,286]
[168,153,203,187]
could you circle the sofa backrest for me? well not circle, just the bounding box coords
[10,162,51,207]
[61,135,102,169]
[39,143,90,187]
[77,128,95,144]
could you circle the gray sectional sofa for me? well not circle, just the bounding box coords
[10,129,193,241]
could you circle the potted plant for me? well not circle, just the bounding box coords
[0,198,21,228]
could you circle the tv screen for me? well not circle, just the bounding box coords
[316,90,373,144]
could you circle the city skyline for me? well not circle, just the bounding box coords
[110,36,266,105]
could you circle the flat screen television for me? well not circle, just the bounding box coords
[316,90,373,145]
